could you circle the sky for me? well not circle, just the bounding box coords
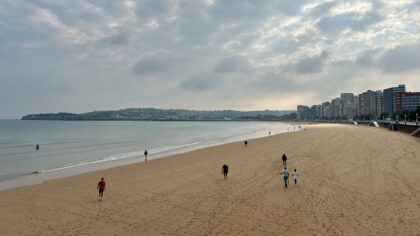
[0,0,419,118]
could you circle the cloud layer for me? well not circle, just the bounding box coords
[0,0,419,118]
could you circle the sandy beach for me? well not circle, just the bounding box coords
[0,124,419,235]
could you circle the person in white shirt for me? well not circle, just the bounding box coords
[292,169,299,185]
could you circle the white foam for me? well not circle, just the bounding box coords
[38,141,202,174]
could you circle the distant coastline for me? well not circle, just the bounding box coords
[21,108,297,121]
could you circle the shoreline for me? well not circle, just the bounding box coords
[0,123,299,191]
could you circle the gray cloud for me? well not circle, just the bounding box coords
[214,56,252,74]
[356,49,381,67]
[307,1,337,18]
[101,32,129,45]
[0,0,419,118]
[136,0,175,20]
[179,74,221,91]
[132,53,179,75]
[377,44,420,73]
[317,11,383,35]
[295,51,329,74]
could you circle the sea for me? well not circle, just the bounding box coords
[0,120,295,189]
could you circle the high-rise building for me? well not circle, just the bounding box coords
[310,105,322,119]
[353,96,360,117]
[297,105,311,120]
[342,102,355,119]
[322,101,331,119]
[376,91,384,119]
[359,90,378,118]
[339,93,355,119]
[383,84,406,115]
[331,98,342,118]
[340,93,354,104]
[395,92,420,112]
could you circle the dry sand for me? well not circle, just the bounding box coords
[0,124,419,235]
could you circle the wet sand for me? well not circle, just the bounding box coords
[0,124,419,235]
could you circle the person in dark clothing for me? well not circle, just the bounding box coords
[282,153,287,166]
[144,150,148,162]
[244,140,248,147]
[36,144,39,151]
[221,164,229,180]
[281,167,289,188]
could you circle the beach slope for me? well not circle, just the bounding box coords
[0,124,419,235]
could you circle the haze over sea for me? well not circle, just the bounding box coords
[0,120,292,189]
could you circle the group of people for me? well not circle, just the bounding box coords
[280,153,299,188]
[219,145,300,188]
[96,142,300,200]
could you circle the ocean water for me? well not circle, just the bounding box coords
[0,120,294,189]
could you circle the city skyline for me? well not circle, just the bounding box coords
[1,1,420,118]
[297,84,420,120]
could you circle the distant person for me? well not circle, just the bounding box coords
[36,144,39,151]
[282,153,287,166]
[244,140,248,147]
[292,169,299,185]
[97,177,106,200]
[221,164,229,180]
[281,167,289,188]
[269,131,271,135]
[144,150,148,162]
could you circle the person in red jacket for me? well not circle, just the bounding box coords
[97,178,106,200]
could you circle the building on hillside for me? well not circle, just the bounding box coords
[395,92,420,112]
[383,84,406,115]
[297,105,311,120]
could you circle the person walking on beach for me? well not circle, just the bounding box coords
[36,144,39,151]
[282,153,287,166]
[292,169,299,185]
[222,164,229,180]
[144,150,148,162]
[244,140,248,147]
[97,178,106,200]
[281,167,289,188]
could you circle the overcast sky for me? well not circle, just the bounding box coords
[1,0,419,118]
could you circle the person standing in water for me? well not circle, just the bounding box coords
[97,178,106,200]
[292,169,299,185]
[281,167,289,188]
[282,153,287,166]
[36,144,39,151]
[221,164,229,180]
[144,150,148,162]
[244,140,248,147]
